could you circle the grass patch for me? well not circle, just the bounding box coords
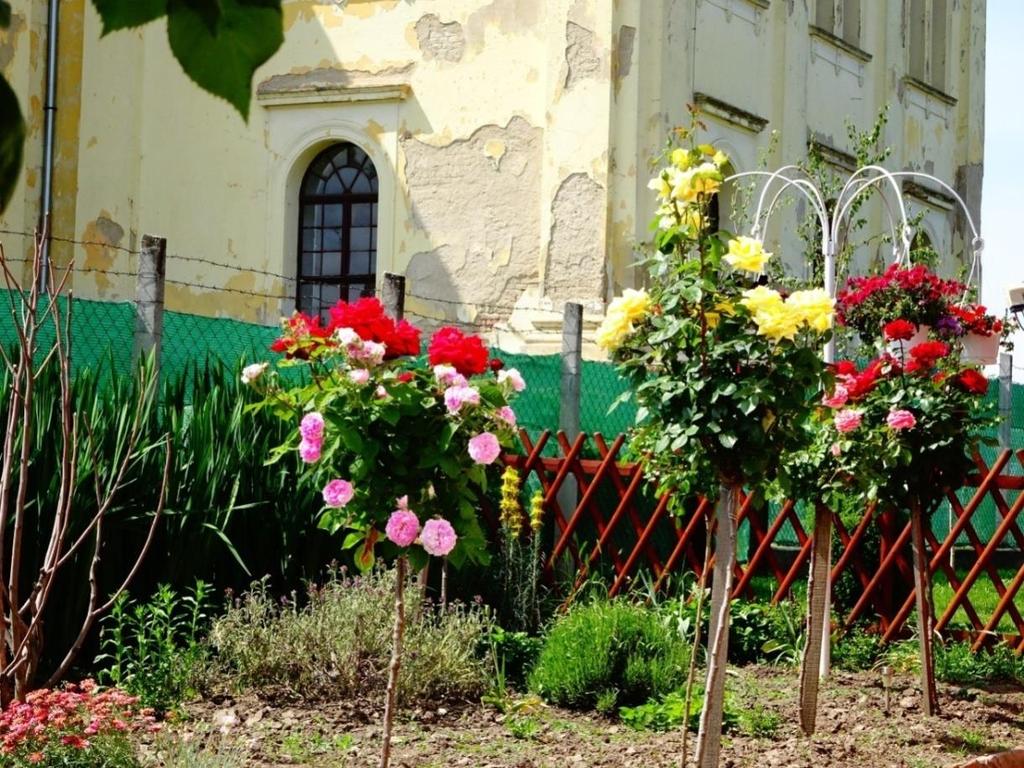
[932,568,1018,634]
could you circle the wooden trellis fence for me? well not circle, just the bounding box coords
[496,430,1024,650]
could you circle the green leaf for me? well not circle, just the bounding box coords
[336,424,364,453]
[0,74,24,214]
[166,0,284,119]
[354,540,375,571]
[0,2,11,28]
[180,0,223,32]
[341,531,362,550]
[718,433,738,449]
[92,0,168,34]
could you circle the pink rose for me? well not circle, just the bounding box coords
[351,340,386,367]
[433,364,459,386]
[468,432,502,465]
[300,411,324,442]
[388,511,420,547]
[298,439,321,463]
[421,518,458,557]
[386,508,420,548]
[498,368,526,392]
[830,442,842,457]
[444,385,480,414]
[497,406,517,426]
[322,479,354,508]
[833,409,862,434]
[375,385,389,399]
[822,384,849,409]
[886,409,917,430]
[348,368,370,385]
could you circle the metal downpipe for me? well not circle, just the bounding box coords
[39,0,60,293]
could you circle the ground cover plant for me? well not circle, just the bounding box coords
[207,567,492,706]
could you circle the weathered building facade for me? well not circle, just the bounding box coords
[0,0,986,354]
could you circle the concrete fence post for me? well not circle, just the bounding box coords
[558,302,583,521]
[133,234,166,369]
[382,272,406,321]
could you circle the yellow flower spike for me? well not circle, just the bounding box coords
[529,490,544,534]
[499,466,523,538]
[785,288,835,333]
[705,311,721,329]
[724,236,772,274]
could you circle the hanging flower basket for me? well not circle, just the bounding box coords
[888,325,931,357]
[961,332,1000,365]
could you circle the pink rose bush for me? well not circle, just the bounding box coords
[248,297,524,569]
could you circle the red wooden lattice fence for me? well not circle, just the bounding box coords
[496,430,1024,650]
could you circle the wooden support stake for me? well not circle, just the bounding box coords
[910,503,939,716]
[799,503,833,735]
[696,484,737,768]
[380,556,407,768]
[557,303,583,524]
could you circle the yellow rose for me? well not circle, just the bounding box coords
[595,289,651,351]
[609,288,651,324]
[670,148,692,170]
[785,288,835,333]
[752,304,802,342]
[671,163,722,203]
[712,150,730,168]
[705,311,721,329]
[740,285,783,315]
[595,313,633,351]
[724,236,771,274]
[647,173,671,199]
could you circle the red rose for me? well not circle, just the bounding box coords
[883,319,917,341]
[270,312,332,358]
[396,371,415,383]
[489,357,505,372]
[954,368,989,396]
[845,359,885,399]
[834,360,857,376]
[428,326,489,377]
[385,319,422,359]
[909,340,950,362]
[329,297,394,344]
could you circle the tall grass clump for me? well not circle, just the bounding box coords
[529,599,690,711]
[208,567,492,704]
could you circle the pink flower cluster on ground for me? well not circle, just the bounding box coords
[0,681,158,758]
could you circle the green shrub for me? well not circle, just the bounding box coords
[936,641,1024,687]
[487,627,542,690]
[208,567,492,705]
[619,689,739,733]
[528,599,689,710]
[97,581,212,711]
[833,629,883,671]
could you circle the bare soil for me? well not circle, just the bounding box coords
[152,667,1024,768]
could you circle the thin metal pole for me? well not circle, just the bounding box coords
[999,352,1012,449]
[557,302,583,522]
[39,0,60,293]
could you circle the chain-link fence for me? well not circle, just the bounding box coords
[1,232,1020,552]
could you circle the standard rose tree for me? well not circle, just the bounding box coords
[783,262,997,716]
[245,297,525,768]
[598,136,833,768]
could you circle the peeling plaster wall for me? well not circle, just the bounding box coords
[0,0,985,338]
[402,117,542,311]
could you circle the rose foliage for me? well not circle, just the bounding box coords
[249,297,523,570]
[599,137,834,499]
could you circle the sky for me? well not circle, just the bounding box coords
[980,2,1024,368]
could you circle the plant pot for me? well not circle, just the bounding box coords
[961,332,1000,365]
[887,325,931,359]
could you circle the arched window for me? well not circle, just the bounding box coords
[297,143,379,316]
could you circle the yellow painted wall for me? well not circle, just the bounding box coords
[0,0,986,346]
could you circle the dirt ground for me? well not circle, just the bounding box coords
[151,667,1024,768]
